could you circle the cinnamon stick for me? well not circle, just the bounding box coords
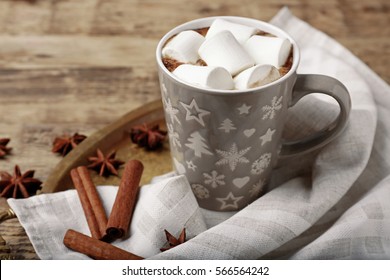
[106,160,144,240]
[63,229,143,260]
[70,166,108,240]
[70,169,100,239]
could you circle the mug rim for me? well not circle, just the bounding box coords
[156,16,300,96]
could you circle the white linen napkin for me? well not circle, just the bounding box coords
[8,175,207,259]
[8,7,390,259]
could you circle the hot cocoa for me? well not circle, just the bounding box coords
[162,18,293,90]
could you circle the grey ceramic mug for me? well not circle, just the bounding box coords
[156,16,351,211]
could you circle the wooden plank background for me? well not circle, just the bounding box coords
[0,0,389,259]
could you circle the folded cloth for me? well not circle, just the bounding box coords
[8,7,390,260]
[8,175,207,259]
[151,7,390,259]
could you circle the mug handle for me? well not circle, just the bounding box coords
[279,74,351,158]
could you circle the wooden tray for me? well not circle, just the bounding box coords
[42,100,172,193]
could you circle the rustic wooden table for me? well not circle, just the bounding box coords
[0,0,389,260]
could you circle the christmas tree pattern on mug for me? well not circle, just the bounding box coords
[262,96,283,120]
[191,184,210,199]
[203,170,225,188]
[185,131,213,158]
[215,142,251,171]
[216,192,244,210]
[180,98,210,127]
[251,153,272,175]
[219,118,237,133]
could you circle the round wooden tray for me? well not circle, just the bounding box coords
[42,99,172,193]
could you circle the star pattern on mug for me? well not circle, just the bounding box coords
[237,103,252,115]
[216,192,244,210]
[186,160,197,171]
[180,98,210,127]
[259,128,275,146]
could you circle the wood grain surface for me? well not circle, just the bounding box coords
[0,0,389,260]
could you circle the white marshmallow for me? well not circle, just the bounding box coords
[173,64,234,90]
[234,64,280,89]
[244,35,292,67]
[206,18,258,44]
[199,31,255,76]
[162,30,205,64]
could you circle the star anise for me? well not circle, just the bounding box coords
[0,165,42,199]
[130,123,167,150]
[160,228,186,252]
[0,138,12,158]
[87,149,124,177]
[52,133,87,156]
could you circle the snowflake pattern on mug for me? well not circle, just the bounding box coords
[262,96,283,120]
[215,143,251,171]
[164,97,181,125]
[162,83,168,97]
[249,179,265,197]
[203,170,225,188]
[167,123,181,149]
[164,89,285,210]
[251,153,272,175]
[191,184,210,199]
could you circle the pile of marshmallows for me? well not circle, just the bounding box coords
[162,19,292,90]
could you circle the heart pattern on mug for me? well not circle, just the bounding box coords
[233,177,250,188]
[243,128,256,137]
